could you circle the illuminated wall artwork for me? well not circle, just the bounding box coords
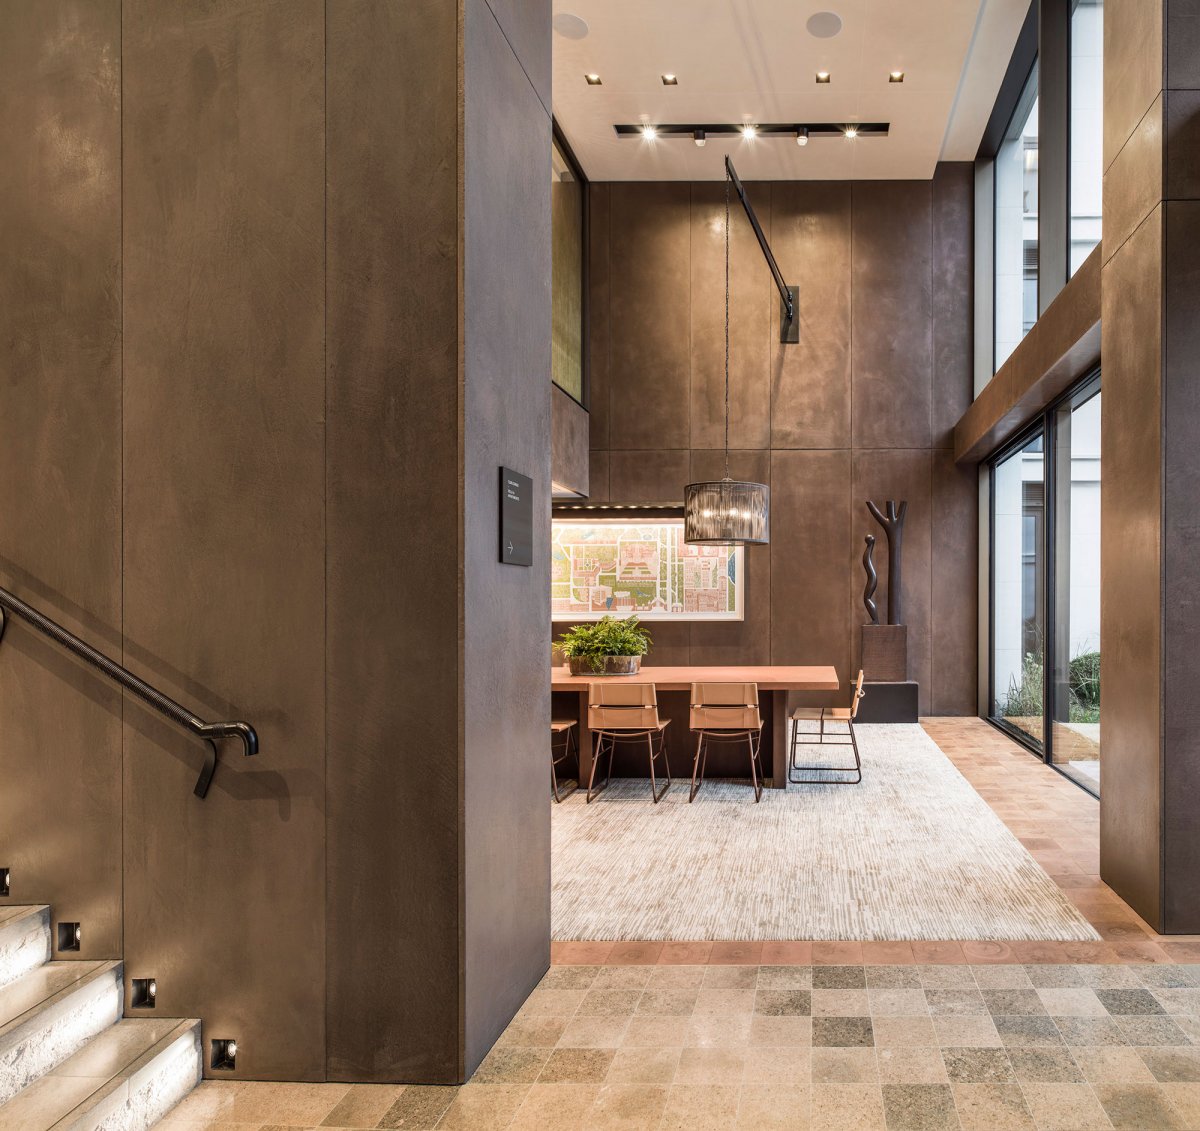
[551,520,744,622]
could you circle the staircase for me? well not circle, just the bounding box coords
[0,905,201,1130]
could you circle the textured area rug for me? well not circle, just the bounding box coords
[551,723,1099,942]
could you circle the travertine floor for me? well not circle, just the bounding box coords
[158,719,1200,1129]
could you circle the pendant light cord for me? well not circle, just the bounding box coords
[724,167,731,481]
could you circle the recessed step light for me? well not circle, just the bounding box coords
[816,71,831,84]
[585,73,602,85]
[211,1038,238,1071]
[131,977,158,1009]
[0,868,8,897]
[57,921,81,952]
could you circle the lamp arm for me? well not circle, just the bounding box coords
[725,156,793,321]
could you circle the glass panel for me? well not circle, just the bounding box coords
[1070,0,1104,275]
[995,64,1039,371]
[993,432,1046,748]
[551,136,584,403]
[1051,386,1101,792]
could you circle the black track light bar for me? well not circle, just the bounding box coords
[615,121,888,139]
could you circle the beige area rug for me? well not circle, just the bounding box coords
[551,723,1100,942]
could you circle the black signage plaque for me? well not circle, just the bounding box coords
[499,467,533,566]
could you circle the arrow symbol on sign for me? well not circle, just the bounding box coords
[507,541,514,556]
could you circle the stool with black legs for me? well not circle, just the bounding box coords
[550,718,578,802]
[586,682,671,803]
[789,669,866,784]
[688,682,765,802]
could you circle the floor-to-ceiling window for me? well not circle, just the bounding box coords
[1069,0,1104,274]
[990,372,1101,795]
[995,63,1039,370]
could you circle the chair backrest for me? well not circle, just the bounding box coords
[588,681,660,730]
[849,669,866,719]
[689,682,761,731]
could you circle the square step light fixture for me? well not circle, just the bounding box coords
[0,868,9,897]
[57,921,81,952]
[131,977,158,1009]
[211,1038,238,1071]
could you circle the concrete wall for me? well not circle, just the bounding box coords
[585,167,979,714]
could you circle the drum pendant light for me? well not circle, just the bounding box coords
[684,168,770,545]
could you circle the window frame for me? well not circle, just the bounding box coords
[551,120,590,411]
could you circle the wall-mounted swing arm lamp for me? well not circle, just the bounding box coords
[725,156,797,344]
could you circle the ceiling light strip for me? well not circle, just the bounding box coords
[616,122,888,139]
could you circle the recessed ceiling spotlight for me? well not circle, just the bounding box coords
[816,71,831,84]
[552,12,589,39]
[585,73,602,85]
[741,124,757,140]
[641,124,657,140]
[889,70,905,83]
[693,129,706,147]
[844,124,859,139]
[806,11,843,38]
[795,127,810,147]
[661,74,678,85]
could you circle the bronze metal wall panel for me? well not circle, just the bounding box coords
[851,181,934,450]
[461,0,552,1075]
[325,0,462,1082]
[587,170,975,713]
[1104,0,1165,169]
[120,0,327,1081]
[608,183,692,450]
[588,183,611,450]
[932,164,974,450]
[1100,208,1164,929]
[769,183,853,451]
[1103,95,1164,265]
[690,183,771,451]
[552,386,590,497]
[0,0,123,959]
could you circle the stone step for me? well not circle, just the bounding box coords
[0,906,51,990]
[0,961,122,1104]
[0,1018,201,1131]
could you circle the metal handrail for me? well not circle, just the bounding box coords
[0,584,258,799]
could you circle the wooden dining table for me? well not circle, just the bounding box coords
[551,664,840,790]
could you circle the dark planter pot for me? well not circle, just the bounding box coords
[568,655,643,676]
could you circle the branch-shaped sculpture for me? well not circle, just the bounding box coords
[866,500,908,626]
[862,535,879,625]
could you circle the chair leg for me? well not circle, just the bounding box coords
[848,721,863,784]
[748,730,762,802]
[551,731,562,803]
[789,718,862,785]
[689,732,705,802]
[587,732,612,803]
[648,731,670,803]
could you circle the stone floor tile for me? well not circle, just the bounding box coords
[519,988,585,1017]
[941,1047,1016,1083]
[912,942,969,966]
[608,942,663,966]
[926,989,989,1017]
[538,1047,616,1083]
[1019,1082,1112,1130]
[378,1085,459,1130]
[620,1015,688,1048]
[693,988,755,1017]
[635,988,697,1017]
[1117,1016,1194,1047]
[593,965,653,990]
[870,989,930,1017]
[736,1083,812,1129]
[755,989,812,1016]
[1153,989,1200,1016]
[811,1047,878,1083]
[1097,988,1167,1016]
[812,989,871,1016]
[553,941,613,966]
[1006,1047,1085,1084]
[994,1016,1065,1047]
[433,1084,527,1130]
[1024,966,1087,989]
[320,1085,405,1129]
[1054,1017,1130,1047]
[813,942,864,966]
[540,965,601,991]
[1139,1047,1200,1084]
[877,1046,949,1084]
[757,965,813,989]
[606,1046,682,1085]
[470,1045,550,1084]
[674,1047,746,1084]
[742,1046,811,1083]
[972,966,1035,990]
[708,942,762,966]
[684,1013,753,1049]
[1093,1082,1189,1128]
[578,989,642,1017]
[646,966,705,990]
[812,965,867,990]
[1076,965,1141,989]
[880,1082,959,1130]
[934,1016,1003,1048]
[1036,988,1107,1017]
[657,942,712,966]
[868,966,924,990]
[981,989,1047,1017]
[1160,1083,1200,1128]
[920,966,977,989]
[658,1083,741,1130]
[557,1015,632,1048]
[585,1083,669,1130]
[811,1083,886,1130]
[759,942,813,966]
[225,1084,352,1125]
[748,1015,813,1047]
[952,1083,1035,1130]
[1073,1045,1158,1084]
[1137,966,1197,990]
[812,1016,874,1047]
[701,965,758,990]
[497,1016,567,1048]
[863,942,917,966]
[509,1083,599,1131]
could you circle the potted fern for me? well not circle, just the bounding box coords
[557,615,652,675]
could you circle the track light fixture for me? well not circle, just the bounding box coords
[795,127,809,147]
[844,124,859,139]
[694,130,706,147]
[614,122,888,142]
[741,124,757,140]
[641,124,657,140]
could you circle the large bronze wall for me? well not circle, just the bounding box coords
[0,0,550,1084]
[585,167,978,714]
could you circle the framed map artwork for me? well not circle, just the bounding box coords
[551,519,744,622]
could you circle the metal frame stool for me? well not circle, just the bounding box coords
[688,682,765,802]
[551,718,578,802]
[789,669,866,785]
[586,682,671,803]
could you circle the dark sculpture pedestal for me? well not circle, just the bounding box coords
[857,681,919,723]
[861,624,907,683]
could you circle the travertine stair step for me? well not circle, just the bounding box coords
[0,961,123,1104]
[0,906,51,990]
[0,1017,201,1131]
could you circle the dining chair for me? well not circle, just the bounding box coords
[550,718,578,802]
[789,669,866,784]
[586,682,671,803]
[688,682,764,802]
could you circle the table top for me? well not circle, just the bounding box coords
[551,664,840,692]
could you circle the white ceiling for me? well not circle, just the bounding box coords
[551,0,1029,181]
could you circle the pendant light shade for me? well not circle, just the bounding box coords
[684,478,770,544]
